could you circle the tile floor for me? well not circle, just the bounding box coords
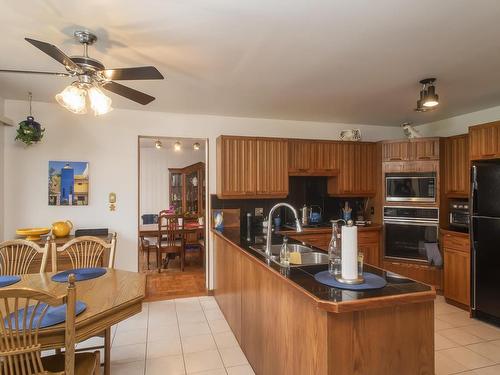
[81,294,500,374]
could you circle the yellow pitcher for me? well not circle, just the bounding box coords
[51,220,73,238]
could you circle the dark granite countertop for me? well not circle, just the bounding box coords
[212,227,435,312]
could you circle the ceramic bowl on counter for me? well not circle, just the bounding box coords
[15,227,51,241]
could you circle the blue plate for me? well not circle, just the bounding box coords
[4,301,87,329]
[314,271,387,290]
[51,267,107,283]
[0,275,21,288]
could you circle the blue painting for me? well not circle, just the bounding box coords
[48,161,89,206]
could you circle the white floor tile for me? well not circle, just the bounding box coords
[439,327,484,346]
[179,321,211,338]
[204,309,225,322]
[76,336,104,350]
[148,323,180,342]
[435,303,463,316]
[435,350,468,375]
[226,364,255,375]
[114,327,148,346]
[438,347,494,370]
[438,311,477,328]
[435,318,456,331]
[219,347,248,368]
[177,310,207,324]
[110,359,145,375]
[147,338,183,358]
[149,310,178,326]
[467,341,500,363]
[458,364,500,374]
[190,369,226,375]
[213,331,239,350]
[208,319,231,334]
[119,313,149,331]
[184,349,224,374]
[435,332,460,351]
[146,354,186,375]
[462,323,500,341]
[181,334,217,354]
[111,343,146,364]
[200,299,219,311]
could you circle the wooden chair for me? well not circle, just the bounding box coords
[157,214,185,272]
[0,239,50,275]
[52,234,116,375]
[0,274,100,375]
[140,237,157,270]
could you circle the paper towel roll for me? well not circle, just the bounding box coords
[341,225,358,280]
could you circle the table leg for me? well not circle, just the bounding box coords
[104,327,111,375]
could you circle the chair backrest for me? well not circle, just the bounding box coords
[158,214,184,248]
[52,234,117,272]
[0,239,50,275]
[0,275,77,375]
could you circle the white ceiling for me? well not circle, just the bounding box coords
[1,0,500,126]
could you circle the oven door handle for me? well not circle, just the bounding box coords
[383,219,439,226]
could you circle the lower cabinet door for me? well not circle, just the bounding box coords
[444,248,470,306]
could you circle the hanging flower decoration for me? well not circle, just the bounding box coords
[15,92,45,146]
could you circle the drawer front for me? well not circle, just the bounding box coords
[358,231,379,244]
[442,233,469,252]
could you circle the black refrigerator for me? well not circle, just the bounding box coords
[471,160,500,325]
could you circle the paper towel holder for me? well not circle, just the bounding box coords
[334,220,365,285]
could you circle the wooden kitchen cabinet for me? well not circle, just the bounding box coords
[382,138,439,162]
[214,235,242,341]
[327,142,377,196]
[442,134,469,197]
[382,140,412,161]
[288,140,339,175]
[469,122,500,160]
[358,230,381,267]
[256,138,288,196]
[216,136,288,198]
[441,229,470,307]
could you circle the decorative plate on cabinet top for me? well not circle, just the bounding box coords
[15,227,50,241]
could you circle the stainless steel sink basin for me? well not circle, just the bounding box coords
[249,244,313,256]
[249,244,328,267]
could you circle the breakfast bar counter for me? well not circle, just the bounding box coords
[212,228,435,375]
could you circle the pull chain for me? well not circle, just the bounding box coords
[28,92,33,116]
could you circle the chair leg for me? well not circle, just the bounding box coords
[94,350,101,375]
[104,328,111,375]
[147,247,150,270]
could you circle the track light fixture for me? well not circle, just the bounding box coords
[155,140,162,149]
[415,78,439,112]
[174,141,182,151]
[193,142,200,150]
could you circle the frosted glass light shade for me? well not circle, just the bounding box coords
[88,86,113,116]
[55,84,87,114]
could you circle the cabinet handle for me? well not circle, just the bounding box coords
[417,156,431,160]
[483,153,496,157]
[389,157,402,161]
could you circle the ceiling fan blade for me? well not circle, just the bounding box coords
[0,69,71,77]
[102,81,155,105]
[101,66,164,81]
[25,38,83,74]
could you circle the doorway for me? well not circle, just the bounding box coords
[138,136,208,301]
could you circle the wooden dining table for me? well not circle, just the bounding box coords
[1,269,146,373]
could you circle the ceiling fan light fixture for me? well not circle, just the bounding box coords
[88,86,113,116]
[55,83,87,114]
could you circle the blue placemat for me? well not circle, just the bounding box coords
[0,275,21,288]
[314,271,387,290]
[4,301,87,329]
[51,267,107,283]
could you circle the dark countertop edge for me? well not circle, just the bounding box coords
[211,229,436,314]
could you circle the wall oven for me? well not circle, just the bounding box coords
[385,172,436,203]
[384,206,439,263]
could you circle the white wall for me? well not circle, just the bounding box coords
[415,104,500,137]
[140,144,205,218]
[0,97,4,241]
[2,99,402,283]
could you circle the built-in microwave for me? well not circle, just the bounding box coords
[385,172,436,203]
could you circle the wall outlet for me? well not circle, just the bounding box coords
[255,207,264,217]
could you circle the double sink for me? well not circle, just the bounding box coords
[249,243,329,267]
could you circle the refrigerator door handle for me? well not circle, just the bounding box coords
[470,165,477,311]
[471,165,478,215]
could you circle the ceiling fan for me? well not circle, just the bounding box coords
[0,30,164,115]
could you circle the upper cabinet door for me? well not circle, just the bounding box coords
[412,138,440,160]
[288,140,315,173]
[217,136,257,197]
[443,134,469,197]
[469,123,500,160]
[382,141,411,161]
[256,139,289,196]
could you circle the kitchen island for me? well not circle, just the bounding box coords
[213,228,435,375]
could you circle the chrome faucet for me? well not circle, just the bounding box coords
[265,203,303,257]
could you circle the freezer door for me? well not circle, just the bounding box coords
[472,161,500,217]
[472,216,500,322]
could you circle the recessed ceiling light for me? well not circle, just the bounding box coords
[174,141,182,151]
[193,142,200,150]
